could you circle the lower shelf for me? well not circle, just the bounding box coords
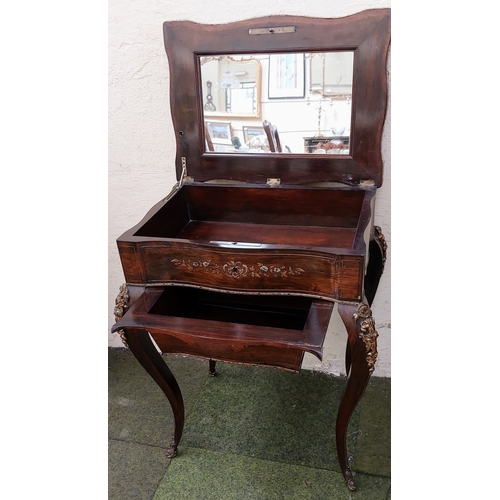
[113,285,335,371]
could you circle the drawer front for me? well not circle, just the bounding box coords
[138,244,363,301]
[150,331,304,371]
[118,242,145,282]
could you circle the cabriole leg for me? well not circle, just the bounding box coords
[345,340,352,376]
[125,328,185,458]
[336,303,379,491]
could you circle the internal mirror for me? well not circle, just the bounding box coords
[200,51,354,155]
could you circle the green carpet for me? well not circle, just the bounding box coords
[108,348,390,499]
[153,447,390,500]
[182,362,359,470]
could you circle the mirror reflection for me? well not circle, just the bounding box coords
[201,57,261,118]
[200,51,354,155]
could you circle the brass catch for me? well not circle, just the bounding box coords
[248,26,296,35]
[266,178,281,187]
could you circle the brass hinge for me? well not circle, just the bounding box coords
[179,157,194,186]
[180,157,187,185]
[267,178,281,187]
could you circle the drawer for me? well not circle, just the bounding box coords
[137,244,363,301]
[112,286,335,371]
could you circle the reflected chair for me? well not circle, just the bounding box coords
[205,123,214,151]
[263,120,283,152]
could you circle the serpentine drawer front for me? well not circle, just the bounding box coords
[140,246,364,301]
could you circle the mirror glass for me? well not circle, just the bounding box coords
[200,51,354,155]
[201,57,261,118]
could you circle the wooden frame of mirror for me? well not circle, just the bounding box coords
[163,10,390,187]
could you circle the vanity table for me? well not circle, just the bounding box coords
[112,9,390,492]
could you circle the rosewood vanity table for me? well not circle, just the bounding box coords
[112,9,390,492]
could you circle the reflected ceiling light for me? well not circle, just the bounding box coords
[218,70,241,89]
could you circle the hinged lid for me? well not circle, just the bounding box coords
[163,9,390,187]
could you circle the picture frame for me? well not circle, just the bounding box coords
[268,53,305,99]
[242,126,265,143]
[205,121,232,145]
[227,84,257,115]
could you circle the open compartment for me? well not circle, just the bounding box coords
[148,286,313,330]
[133,183,372,250]
[112,286,335,371]
[117,184,374,301]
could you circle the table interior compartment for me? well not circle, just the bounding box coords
[133,185,365,249]
[148,286,313,331]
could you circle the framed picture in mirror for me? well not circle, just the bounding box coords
[268,53,305,99]
[206,121,232,145]
[242,126,265,143]
[228,85,257,115]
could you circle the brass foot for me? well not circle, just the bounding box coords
[166,442,178,458]
[345,468,356,492]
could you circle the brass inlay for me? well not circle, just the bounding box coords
[172,259,305,279]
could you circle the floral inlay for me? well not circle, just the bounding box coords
[171,259,305,279]
[171,259,221,274]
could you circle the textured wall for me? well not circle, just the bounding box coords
[108,0,391,377]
